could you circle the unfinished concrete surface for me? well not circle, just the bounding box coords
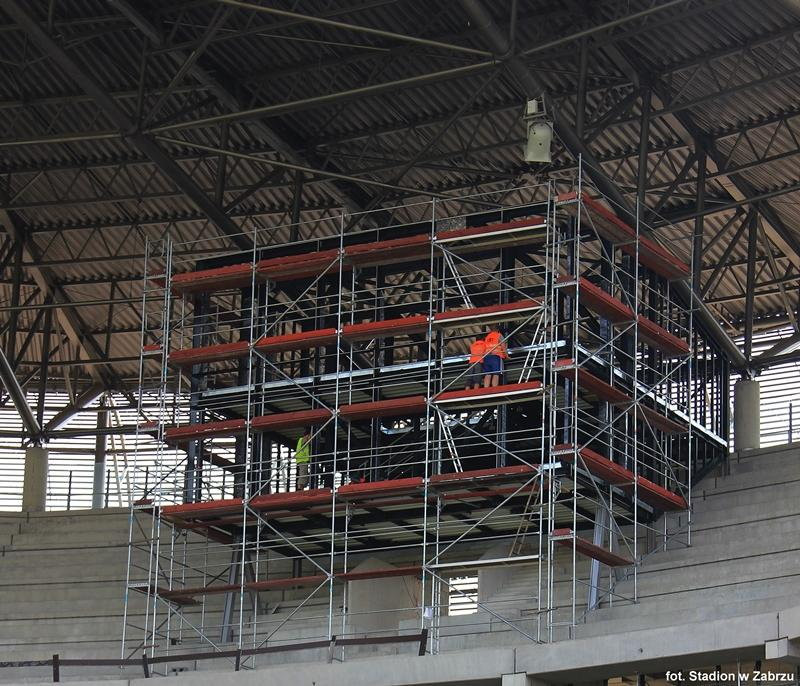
[1,443,799,684]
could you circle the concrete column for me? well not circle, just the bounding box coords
[22,446,48,512]
[734,379,760,452]
[92,398,107,509]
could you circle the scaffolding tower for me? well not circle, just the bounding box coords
[123,167,728,668]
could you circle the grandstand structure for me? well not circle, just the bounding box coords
[123,168,727,666]
[3,1,800,685]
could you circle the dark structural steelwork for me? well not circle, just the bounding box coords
[0,0,797,444]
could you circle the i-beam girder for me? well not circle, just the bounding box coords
[459,0,746,369]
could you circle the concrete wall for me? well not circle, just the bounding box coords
[346,557,422,636]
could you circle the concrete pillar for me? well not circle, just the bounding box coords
[502,675,550,686]
[346,557,421,635]
[92,399,107,509]
[22,446,48,512]
[734,379,760,452]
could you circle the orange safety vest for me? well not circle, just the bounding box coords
[469,339,487,363]
[484,331,507,359]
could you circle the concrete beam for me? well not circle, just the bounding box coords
[765,637,800,665]
[119,606,799,686]
[516,610,779,683]
[129,647,516,686]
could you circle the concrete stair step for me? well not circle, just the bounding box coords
[590,572,800,620]
[728,450,800,475]
[1,599,133,621]
[699,462,800,493]
[614,548,800,596]
[8,531,135,546]
[0,561,130,582]
[691,481,800,514]
[0,580,129,603]
[0,521,21,535]
[577,593,793,638]
[637,529,800,570]
[690,496,800,529]
[0,549,146,570]
[0,637,142,658]
[689,511,800,544]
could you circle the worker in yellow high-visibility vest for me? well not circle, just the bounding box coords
[295,427,312,491]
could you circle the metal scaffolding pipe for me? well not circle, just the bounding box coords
[459,0,748,370]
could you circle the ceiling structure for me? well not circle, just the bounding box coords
[0,0,799,441]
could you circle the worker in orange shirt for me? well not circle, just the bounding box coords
[483,325,508,387]
[468,336,487,389]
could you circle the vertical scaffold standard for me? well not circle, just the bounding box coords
[124,169,727,668]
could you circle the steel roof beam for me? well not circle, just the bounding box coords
[111,1,373,215]
[0,345,41,438]
[0,0,252,254]
[42,383,106,434]
[6,103,799,210]
[217,0,492,58]
[460,0,747,370]
[0,209,111,388]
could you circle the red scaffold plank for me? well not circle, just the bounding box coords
[142,343,162,356]
[552,528,633,567]
[160,583,237,600]
[554,360,630,405]
[162,498,244,519]
[338,476,424,499]
[161,574,329,601]
[556,276,634,324]
[555,444,687,511]
[169,341,249,367]
[165,418,247,444]
[339,395,427,421]
[137,421,158,436]
[248,574,328,592]
[634,477,688,511]
[436,217,546,247]
[337,565,422,581]
[160,568,424,601]
[256,249,341,282]
[430,464,538,488]
[638,405,688,435]
[344,235,430,267]
[557,192,690,280]
[555,360,688,434]
[171,263,252,295]
[250,488,333,513]
[253,328,338,354]
[554,443,634,486]
[342,315,429,342]
[251,408,333,433]
[434,381,542,407]
[432,299,541,327]
[636,316,690,357]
